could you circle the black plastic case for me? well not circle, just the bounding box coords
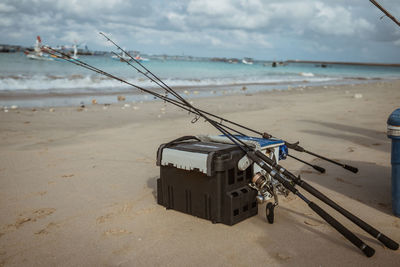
[156,139,257,225]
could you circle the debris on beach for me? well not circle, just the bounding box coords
[49,108,55,112]
[92,99,97,104]
[193,90,199,94]
[80,102,85,108]
[117,95,126,101]
[11,105,18,110]
[242,86,247,91]
[354,93,363,99]
[133,106,140,110]
[184,90,189,95]
[122,103,131,110]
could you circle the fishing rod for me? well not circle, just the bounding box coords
[254,150,399,250]
[45,47,378,257]
[99,32,358,174]
[121,43,395,249]
[100,48,378,257]
[287,154,325,173]
[45,44,398,253]
[109,43,397,252]
[109,41,397,250]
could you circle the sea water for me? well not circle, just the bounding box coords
[0,52,399,107]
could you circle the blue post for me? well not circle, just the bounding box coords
[387,108,400,217]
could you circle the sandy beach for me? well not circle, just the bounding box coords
[1,80,400,266]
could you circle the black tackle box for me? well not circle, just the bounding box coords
[156,137,258,225]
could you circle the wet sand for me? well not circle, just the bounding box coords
[0,81,400,266]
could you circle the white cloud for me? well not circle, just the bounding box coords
[0,0,398,61]
[0,3,15,12]
[309,2,374,36]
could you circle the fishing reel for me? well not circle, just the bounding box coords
[248,171,289,224]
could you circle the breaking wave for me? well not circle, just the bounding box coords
[0,73,337,93]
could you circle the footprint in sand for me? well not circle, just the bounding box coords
[273,252,292,262]
[347,147,356,152]
[7,208,56,230]
[96,213,114,224]
[35,222,60,235]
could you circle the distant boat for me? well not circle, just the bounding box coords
[70,44,79,60]
[134,55,149,62]
[24,36,54,61]
[242,58,253,65]
[112,51,149,62]
[24,36,79,61]
[111,51,131,62]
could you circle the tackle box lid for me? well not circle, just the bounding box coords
[157,141,240,176]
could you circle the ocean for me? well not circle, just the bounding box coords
[0,52,399,107]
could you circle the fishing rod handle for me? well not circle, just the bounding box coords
[308,201,375,257]
[343,164,358,173]
[285,142,358,173]
[287,154,326,173]
[248,152,375,257]
[306,150,358,173]
[313,165,326,173]
[255,149,398,250]
[300,181,399,250]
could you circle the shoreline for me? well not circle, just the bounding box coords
[1,78,397,108]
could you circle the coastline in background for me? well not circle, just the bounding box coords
[0,52,399,107]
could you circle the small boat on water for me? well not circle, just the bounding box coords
[24,36,54,61]
[242,57,254,65]
[25,36,79,61]
[134,55,149,62]
[111,50,149,62]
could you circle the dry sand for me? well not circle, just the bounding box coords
[1,81,400,266]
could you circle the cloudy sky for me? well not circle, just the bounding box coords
[1,0,399,62]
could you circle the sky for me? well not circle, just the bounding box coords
[0,0,399,63]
